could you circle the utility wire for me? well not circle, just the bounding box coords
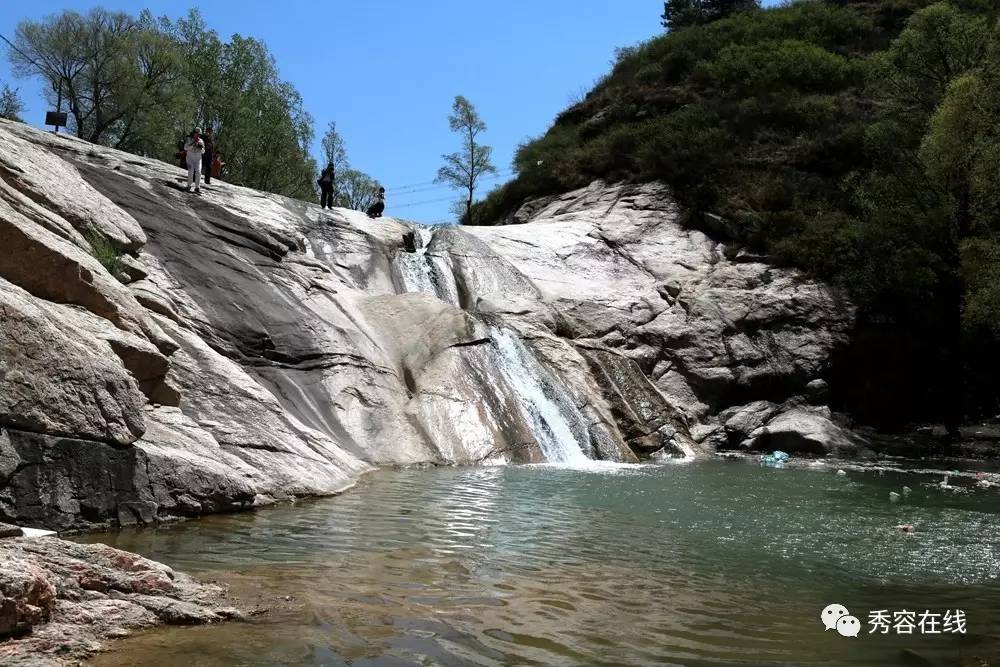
[388,172,517,201]
[392,195,459,210]
[386,168,516,195]
[0,33,36,68]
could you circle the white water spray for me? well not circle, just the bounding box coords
[397,227,460,306]
[490,327,590,464]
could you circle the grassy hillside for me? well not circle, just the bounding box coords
[472,0,1000,430]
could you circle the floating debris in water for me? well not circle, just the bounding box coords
[889,491,901,503]
[902,486,912,496]
[896,524,915,533]
[836,469,847,477]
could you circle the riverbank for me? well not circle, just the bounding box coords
[0,537,242,666]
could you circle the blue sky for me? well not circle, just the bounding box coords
[0,2,774,223]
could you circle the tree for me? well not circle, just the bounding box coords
[161,12,318,200]
[9,9,184,146]
[662,0,706,31]
[320,121,348,194]
[8,8,319,201]
[435,96,496,224]
[861,2,993,433]
[661,0,759,31]
[337,168,381,212]
[0,84,24,121]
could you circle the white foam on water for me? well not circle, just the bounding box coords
[528,459,648,474]
[489,326,590,464]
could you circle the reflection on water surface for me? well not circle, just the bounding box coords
[79,460,1000,666]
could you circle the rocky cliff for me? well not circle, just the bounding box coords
[0,120,858,532]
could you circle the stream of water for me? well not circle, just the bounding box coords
[77,460,1000,666]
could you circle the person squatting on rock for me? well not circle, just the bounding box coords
[318,163,335,209]
[366,187,386,218]
[184,128,206,194]
[201,128,215,186]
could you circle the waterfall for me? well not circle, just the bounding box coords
[397,226,460,306]
[396,225,594,465]
[489,327,591,464]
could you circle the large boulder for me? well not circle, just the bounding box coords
[746,407,874,458]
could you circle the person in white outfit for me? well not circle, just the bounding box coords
[183,128,206,193]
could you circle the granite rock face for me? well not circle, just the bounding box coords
[0,120,855,532]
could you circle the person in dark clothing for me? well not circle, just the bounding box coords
[317,163,335,209]
[201,128,215,185]
[366,187,386,218]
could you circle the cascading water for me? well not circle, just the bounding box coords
[395,225,594,465]
[489,326,591,464]
[396,226,460,306]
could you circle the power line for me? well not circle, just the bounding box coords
[387,172,517,200]
[386,169,516,195]
[0,33,35,67]
[391,195,458,210]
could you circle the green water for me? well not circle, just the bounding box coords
[79,459,1000,666]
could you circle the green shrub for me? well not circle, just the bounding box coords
[84,230,126,280]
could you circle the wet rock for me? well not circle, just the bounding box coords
[579,346,700,458]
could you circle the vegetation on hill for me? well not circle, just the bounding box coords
[471,0,1000,429]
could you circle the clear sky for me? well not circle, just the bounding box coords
[0,1,774,223]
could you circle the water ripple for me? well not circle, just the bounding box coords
[81,461,1000,666]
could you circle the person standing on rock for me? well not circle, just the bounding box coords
[366,187,386,218]
[212,151,226,181]
[175,139,187,169]
[318,163,335,209]
[201,128,215,186]
[183,128,205,194]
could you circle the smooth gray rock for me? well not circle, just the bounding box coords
[0,121,858,531]
[0,280,149,445]
[746,407,874,458]
[464,181,854,415]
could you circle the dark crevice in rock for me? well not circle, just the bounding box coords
[447,337,492,349]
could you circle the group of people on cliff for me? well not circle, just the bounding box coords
[178,127,223,194]
[318,163,385,218]
[176,127,385,218]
